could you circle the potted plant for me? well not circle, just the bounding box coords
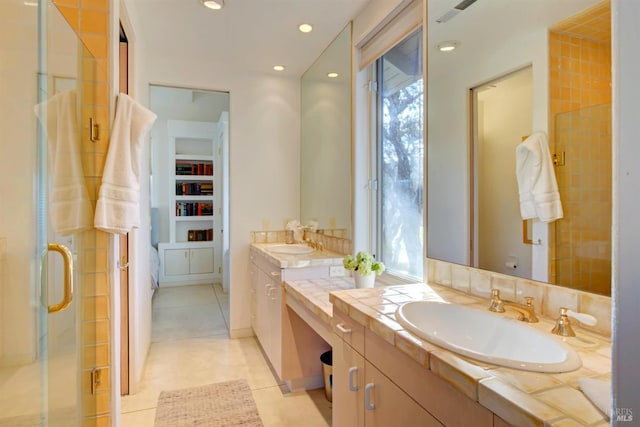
[343,251,385,288]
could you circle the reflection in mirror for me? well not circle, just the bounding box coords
[427,0,611,296]
[300,23,351,236]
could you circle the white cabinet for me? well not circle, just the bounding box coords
[163,247,214,276]
[159,242,214,285]
[250,254,283,379]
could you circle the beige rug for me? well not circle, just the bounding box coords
[154,379,263,427]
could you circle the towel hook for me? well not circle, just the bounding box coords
[89,117,100,142]
[552,152,566,167]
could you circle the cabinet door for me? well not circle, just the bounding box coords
[255,269,271,356]
[189,247,214,274]
[250,262,257,333]
[164,249,190,276]
[333,336,365,427]
[268,282,282,378]
[364,361,441,427]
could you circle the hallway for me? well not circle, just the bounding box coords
[120,284,331,426]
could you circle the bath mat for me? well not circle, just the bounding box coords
[154,379,263,427]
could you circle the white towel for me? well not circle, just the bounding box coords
[94,94,157,234]
[515,131,563,222]
[35,90,93,236]
[578,377,610,419]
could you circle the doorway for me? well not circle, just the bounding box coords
[148,84,230,306]
[471,67,533,279]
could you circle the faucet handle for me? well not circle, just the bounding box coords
[565,308,597,326]
[488,289,505,313]
[551,307,575,337]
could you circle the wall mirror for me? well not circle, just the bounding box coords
[300,23,352,236]
[426,0,611,296]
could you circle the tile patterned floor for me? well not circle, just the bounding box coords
[121,283,331,426]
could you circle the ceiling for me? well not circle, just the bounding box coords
[123,0,370,77]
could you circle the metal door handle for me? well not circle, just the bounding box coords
[47,243,74,313]
[365,383,376,410]
[348,367,358,391]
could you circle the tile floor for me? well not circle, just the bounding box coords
[120,283,332,426]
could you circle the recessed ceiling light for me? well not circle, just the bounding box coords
[201,0,224,10]
[327,72,339,78]
[298,23,313,33]
[273,65,285,72]
[437,41,458,52]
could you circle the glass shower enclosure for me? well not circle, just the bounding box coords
[1,0,103,424]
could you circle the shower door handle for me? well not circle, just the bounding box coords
[47,243,74,313]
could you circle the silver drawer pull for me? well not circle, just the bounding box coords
[336,323,352,334]
[270,271,281,278]
[348,367,358,391]
[365,383,376,410]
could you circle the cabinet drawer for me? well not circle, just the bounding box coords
[333,308,365,355]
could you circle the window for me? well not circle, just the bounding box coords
[373,28,424,279]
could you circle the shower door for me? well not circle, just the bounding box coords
[0,1,101,425]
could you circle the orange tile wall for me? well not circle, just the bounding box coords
[52,0,111,425]
[548,0,611,295]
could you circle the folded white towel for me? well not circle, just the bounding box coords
[95,94,157,234]
[578,377,610,419]
[35,90,93,236]
[515,132,563,222]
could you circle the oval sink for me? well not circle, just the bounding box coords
[267,244,314,255]
[395,301,581,373]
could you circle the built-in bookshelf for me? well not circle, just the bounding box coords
[159,120,216,286]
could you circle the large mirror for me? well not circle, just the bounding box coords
[300,23,351,236]
[427,0,611,296]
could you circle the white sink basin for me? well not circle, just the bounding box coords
[395,301,581,373]
[267,244,314,255]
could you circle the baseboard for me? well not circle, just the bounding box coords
[0,353,33,368]
[229,327,254,339]
[285,375,324,392]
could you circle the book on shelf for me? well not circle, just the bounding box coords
[187,228,214,241]
[175,202,214,216]
[175,161,214,176]
[175,182,214,196]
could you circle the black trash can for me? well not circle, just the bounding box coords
[320,350,332,402]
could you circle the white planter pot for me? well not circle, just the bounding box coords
[354,272,375,289]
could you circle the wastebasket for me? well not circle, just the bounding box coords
[320,350,332,402]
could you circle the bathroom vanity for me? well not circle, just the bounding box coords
[249,241,610,426]
[249,242,345,389]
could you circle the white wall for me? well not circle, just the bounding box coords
[123,13,300,393]
[612,0,640,416]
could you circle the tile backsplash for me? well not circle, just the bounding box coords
[427,258,611,338]
[249,229,352,255]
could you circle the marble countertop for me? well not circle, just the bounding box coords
[250,243,344,268]
[285,278,611,427]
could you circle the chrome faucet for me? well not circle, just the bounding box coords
[488,289,538,323]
